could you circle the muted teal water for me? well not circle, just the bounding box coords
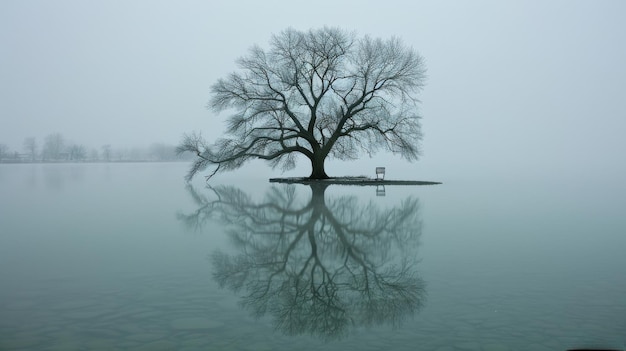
[0,163,624,350]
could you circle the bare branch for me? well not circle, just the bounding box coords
[180,27,426,180]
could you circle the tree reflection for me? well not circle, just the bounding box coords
[179,183,426,339]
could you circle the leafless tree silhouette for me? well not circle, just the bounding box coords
[178,27,426,180]
[179,184,426,339]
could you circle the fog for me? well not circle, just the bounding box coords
[1,0,625,181]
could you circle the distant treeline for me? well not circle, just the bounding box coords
[0,133,194,163]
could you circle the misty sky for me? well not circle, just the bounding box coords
[1,0,625,180]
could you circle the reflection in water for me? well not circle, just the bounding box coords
[42,164,86,189]
[180,183,426,339]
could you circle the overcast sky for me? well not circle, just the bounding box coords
[1,0,624,180]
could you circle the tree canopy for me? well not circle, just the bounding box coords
[178,27,426,180]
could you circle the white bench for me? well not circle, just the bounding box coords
[375,167,385,180]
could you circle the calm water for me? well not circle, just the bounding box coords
[0,163,624,350]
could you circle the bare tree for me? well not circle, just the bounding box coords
[149,143,177,161]
[67,144,87,161]
[178,27,426,181]
[0,143,9,162]
[23,137,37,162]
[89,148,99,161]
[101,144,111,162]
[42,133,65,161]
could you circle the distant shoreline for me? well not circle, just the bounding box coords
[0,160,189,164]
[269,177,442,186]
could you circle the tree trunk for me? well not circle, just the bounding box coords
[309,154,329,179]
[308,183,329,208]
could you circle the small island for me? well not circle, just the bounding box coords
[269,176,441,186]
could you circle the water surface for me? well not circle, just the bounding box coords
[0,163,624,350]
